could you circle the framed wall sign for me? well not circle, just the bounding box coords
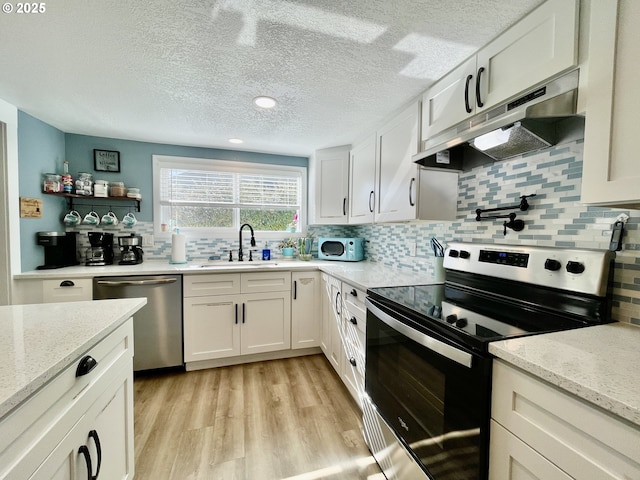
[94,149,121,172]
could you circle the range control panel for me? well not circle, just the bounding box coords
[444,242,614,297]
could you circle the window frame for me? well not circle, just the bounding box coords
[152,155,307,239]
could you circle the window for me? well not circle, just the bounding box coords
[153,155,306,236]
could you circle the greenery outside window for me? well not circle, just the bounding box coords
[152,155,306,236]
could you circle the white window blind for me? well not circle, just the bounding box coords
[153,156,306,234]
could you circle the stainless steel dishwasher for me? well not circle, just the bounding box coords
[93,275,183,371]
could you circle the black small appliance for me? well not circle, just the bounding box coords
[36,231,79,269]
[86,232,114,266]
[118,234,143,265]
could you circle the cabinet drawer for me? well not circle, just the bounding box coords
[241,271,291,294]
[492,360,640,480]
[343,283,366,321]
[0,320,133,479]
[42,278,92,303]
[183,274,241,297]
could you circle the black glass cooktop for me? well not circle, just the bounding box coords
[367,280,602,353]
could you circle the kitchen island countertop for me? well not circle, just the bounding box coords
[0,298,146,419]
[489,322,640,428]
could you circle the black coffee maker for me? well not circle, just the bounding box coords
[36,232,79,269]
[86,232,114,266]
[118,234,143,265]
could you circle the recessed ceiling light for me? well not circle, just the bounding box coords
[253,96,277,109]
[229,138,244,144]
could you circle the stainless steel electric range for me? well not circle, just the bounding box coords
[363,242,615,480]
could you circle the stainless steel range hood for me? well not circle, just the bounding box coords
[413,69,583,171]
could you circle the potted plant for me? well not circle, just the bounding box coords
[298,231,315,261]
[278,237,297,258]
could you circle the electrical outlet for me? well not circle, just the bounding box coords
[142,235,154,247]
[409,242,417,257]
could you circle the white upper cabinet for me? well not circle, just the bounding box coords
[422,0,579,141]
[348,134,376,224]
[311,145,350,224]
[375,102,420,223]
[581,0,640,207]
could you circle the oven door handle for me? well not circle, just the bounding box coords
[366,299,474,368]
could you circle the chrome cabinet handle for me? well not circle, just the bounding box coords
[464,74,473,113]
[476,67,485,108]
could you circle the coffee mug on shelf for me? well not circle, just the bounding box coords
[122,212,137,228]
[101,211,119,226]
[82,211,100,225]
[63,210,81,226]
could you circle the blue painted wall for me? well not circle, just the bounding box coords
[64,134,308,222]
[18,112,67,271]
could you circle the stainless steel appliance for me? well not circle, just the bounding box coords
[364,242,615,480]
[413,69,584,170]
[93,275,183,371]
[85,232,114,266]
[318,237,365,261]
[36,231,79,269]
[118,234,143,265]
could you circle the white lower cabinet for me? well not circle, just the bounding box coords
[320,273,366,408]
[0,320,134,480]
[183,272,292,365]
[291,271,321,349]
[490,359,640,480]
[42,278,92,303]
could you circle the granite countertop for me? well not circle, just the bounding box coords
[0,298,147,419]
[14,259,440,291]
[489,322,640,428]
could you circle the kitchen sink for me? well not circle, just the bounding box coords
[187,262,279,270]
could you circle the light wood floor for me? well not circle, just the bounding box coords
[133,354,384,480]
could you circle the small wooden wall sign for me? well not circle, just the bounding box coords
[20,197,43,218]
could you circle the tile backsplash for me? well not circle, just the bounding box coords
[68,139,640,325]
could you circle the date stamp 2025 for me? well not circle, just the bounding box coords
[2,2,46,14]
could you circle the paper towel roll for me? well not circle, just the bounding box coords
[171,233,186,263]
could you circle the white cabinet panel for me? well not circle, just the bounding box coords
[313,145,350,224]
[291,271,321,349]
[349,135,376,224]
[183,295,240,361]
[42,278,92,303]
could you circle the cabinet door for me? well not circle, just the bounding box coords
[376,102,420,223]
[476,0,578,112]
[183,294,240,361]
[582,0,640,207]
[291,272,321,349]
[313,145,350,224]
[241,291,291,355]
[421,57,477,140]
[489,421,572,480]
[86,367,134,480]
[320,274,341,373]
[348,135,376,224]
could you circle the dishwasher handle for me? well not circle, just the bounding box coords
[96,278,178,287]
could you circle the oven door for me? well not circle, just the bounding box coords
[365,297,491,480]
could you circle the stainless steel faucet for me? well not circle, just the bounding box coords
[238,223,256,261]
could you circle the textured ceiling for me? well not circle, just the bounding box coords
[0,0,544,156]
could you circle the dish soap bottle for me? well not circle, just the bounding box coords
[262,242,270,261]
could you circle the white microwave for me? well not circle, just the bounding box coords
[317,237,365,262]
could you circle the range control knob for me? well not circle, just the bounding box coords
[566,261,585,274]
[455,318,468,328]
[459,250,471,259]
[448,250,459,258]
[445,314,457,324]
[544,259,562,271]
